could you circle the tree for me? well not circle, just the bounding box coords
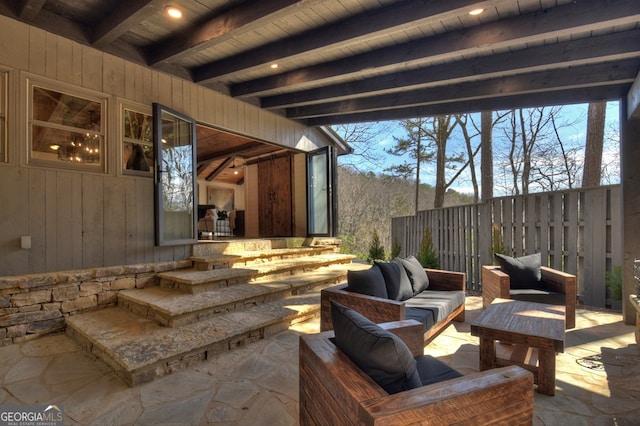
[582,100,606,188]
[416,227,439,269]
[480,111,493,202]
[332,122,394,171]
[367,228,385,262]
[426,115,464,208]
[386,115,463,210]
[385,117,435,213]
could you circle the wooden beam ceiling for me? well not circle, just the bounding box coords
[3,0,639,126]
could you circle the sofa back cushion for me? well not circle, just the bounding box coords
[375,260,413,301]
[331,301,422,394]
[346,265,388,298]
[494,253,544,290]
[398,256,430,295]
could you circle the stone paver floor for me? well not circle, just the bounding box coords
[1,296,639,425]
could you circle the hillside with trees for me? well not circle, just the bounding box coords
[337,165,472,258]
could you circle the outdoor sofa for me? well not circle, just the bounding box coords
[300,301,534,425]
[320,256,466,345]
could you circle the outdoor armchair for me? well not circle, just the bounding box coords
[482,258,576,329]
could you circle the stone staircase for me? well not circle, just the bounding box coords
[65,239,366,386]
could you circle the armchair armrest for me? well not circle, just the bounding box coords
[359,366,534,425]
[320,283,405,332]
[482,265,510,308]
[541,266,576,329]
[425,268,466,291]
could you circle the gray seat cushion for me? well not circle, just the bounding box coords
[509,289,566,306]
[405,307,436,332]
[405,290,465,323]
[415,355,463,386]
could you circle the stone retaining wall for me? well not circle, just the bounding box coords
[0,260,192,346]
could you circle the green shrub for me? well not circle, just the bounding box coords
[491,223,509,264]
[367,228,385,263]
[606,265,623,300]
[391,236,402,260]
[416,227,439,269]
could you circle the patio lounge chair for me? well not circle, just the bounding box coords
[482,253,576,329]
[299,304,534,425]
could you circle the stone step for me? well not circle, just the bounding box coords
[159,253,355,293]
[118,264,364,327]
[189,246,334,271]
[66,292,325,387]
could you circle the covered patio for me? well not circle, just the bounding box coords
[1,296,637,424]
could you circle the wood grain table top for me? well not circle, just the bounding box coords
[471,298,565,352]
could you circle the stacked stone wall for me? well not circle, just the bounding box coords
[0,260,191,345]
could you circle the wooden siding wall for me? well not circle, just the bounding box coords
[391,186,622,308]
[0,15,331,276]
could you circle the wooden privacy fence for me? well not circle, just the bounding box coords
[391,185,622,308]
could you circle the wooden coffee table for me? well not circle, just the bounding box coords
[470,298,565,395]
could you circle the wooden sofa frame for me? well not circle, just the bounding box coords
[320,268,466,345]
[299,320,534,425]
[482,265,576,329]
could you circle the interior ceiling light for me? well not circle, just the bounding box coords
[165,6,183,19]
[270,63,279,69]
[469,8,484,16]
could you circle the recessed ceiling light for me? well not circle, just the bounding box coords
[270,63,279,69]
[469,8,484,16]
[165,6,183,19]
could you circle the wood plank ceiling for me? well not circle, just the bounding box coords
[3,0,639,181]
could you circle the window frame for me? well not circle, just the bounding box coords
[120,101,154,177]
[27,78,107,172]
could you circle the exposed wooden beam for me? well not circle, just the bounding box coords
[19,0,45,20]
[205,157,233,181]
[147,0,300,66]
[306,84,632,126]
[192,0,502,81]
[92,0,168,48]
[288,60,640,119]
[262,29,640,109]
[230,0,640,97]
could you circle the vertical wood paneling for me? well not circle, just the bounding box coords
[44,170,58,271]
[56,37,74,85]
[0,17,29,70]
[28,27,46,76]
[54,171,76,271]
[82,45,103,91]
[104,176,127,266]
[28,168,47,273]
[82,174,104,267]
[1,167,30,276]
[70,41,83,86]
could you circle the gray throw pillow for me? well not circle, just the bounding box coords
[376,260,414,301]
[331,301,422,394]
[346,264,388,299]
[399,256,430,295]
[494,252,544,290]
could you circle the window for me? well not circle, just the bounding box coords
[0,70,6,163]
[29,82,105,170]
[122,106,153,175]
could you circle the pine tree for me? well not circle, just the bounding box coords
[367,228,385,263]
